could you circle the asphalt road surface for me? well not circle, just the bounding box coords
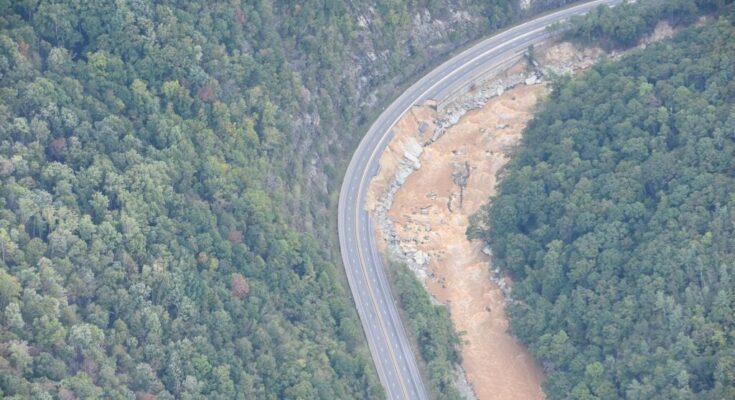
[337,1,621,398]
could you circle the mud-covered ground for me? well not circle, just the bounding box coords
[366,25,680,398]
[392,85,547,399]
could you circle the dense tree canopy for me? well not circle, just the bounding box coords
[562,0,731,48]
[390,262,463,399]
[1,0,590,398]
[477,11,735,400]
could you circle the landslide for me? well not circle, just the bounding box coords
[478,14,735,399]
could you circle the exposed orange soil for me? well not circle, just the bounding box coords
[380,84,549,399]
[366,32,679,398]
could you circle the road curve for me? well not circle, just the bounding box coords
[337,1,620,398]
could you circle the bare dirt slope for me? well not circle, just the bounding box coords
[366,27,682,399]
[375,84,548,399]
[365,38,609,399]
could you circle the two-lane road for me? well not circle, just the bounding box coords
[338,2,621,398]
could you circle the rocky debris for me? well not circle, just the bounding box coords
[372,34,626,313]
[524,74,539,85]
[396,136,423,184]
[481,246,492,257]
[428,71,527,145]
[373,39,603,290]
[413,251,429,266]
[367,32,688,399]
[536,41,606,77]
[369,38,622,400]
[425,38,621,149]
[639,21,675,47]
[484,246,513,299]
[372,134,431,281]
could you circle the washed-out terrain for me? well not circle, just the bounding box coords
[367,23,679,398]
[374,84,547,399]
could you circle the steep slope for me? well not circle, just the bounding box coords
[477,12,735,399]
[0,1,588,398]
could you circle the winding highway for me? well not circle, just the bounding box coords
[337,1,620,398]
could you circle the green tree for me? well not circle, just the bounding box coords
[480,11,735,398]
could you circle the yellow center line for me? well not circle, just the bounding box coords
[348,2,614,398]
[353,232,411,399]
[352,23,550,400]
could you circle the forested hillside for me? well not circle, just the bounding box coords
[562,0,728,48]
[0,0,587,398]
[477,10,735,399]
[390,262,463,399]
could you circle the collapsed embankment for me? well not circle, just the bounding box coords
[367,21,679,400]
[366,39,606,399]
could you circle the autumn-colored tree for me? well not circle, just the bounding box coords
[48,137,67,159]
[0,0,645,397]
[227,228,243,245]
[231,273,250,299]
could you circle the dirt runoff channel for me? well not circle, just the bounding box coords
[363,23,685,399]
[369,83,548,399]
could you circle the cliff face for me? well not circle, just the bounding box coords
[333,0,579,105]
[278,0,580,243]
[0,1,592,398]
[337,4,479,108]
